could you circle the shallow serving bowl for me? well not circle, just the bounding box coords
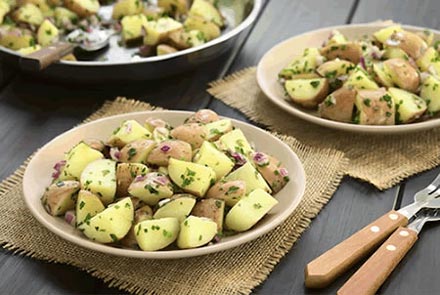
[257,23,440,134]
[0,0,262,82]
[22,111,306,259]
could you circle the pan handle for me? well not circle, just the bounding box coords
[19,42,74,72]
[304,210,408,288]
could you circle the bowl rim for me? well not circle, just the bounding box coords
[257,22,440,134]
[2,0,263,67]
[22,110,306,259]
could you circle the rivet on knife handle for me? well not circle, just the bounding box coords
[19,42,75,71]
[304,210,408,288]
[337,226,418,295]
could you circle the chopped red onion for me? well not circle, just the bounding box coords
[428,65,437,76]
[385,38,400,47]
[420,72,430,82]
[153,176,169,186]
[337,75,348,81]
[65,210,76,226]
[279,168,289,177]
[52,160,66,180]
[230,152,246,166]
[160,144,171,152]
[213,235,221,243]
[252,152,269,166]
[109,147,121,161]
[315,55,325,66]
[359,57,366,70]
[134,175,148,182]
[124,122,132,133]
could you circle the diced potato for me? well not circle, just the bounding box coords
[224,162,271,194]
[316,58,355,78]
[0,0,10,23]
[61,142,104,180]
[0,27,35,50]
[37,19,59,46]
[389,87,427,123]
[191,198,225,232]
[147,140,192,166]
[383,58,419,93]
[285,78,329,108]
[144,117,171,132]
[373,62,393,88]
[177,216,217,249]
[153,196,196,222]
[193,141,234,180]
[158,0,189,14]
[135,217,179,251]
[420,75,440,113]
[389,31,427,59]
[119,139,156,163]
[152,127,171,142]
[320,42,363,64]
[41,180,80,216]
[115,162,149,197]
[168,158,216,197]
[373,25,403,44]
[318,87,357,123]
[142,4,164,20]
[184,15,220,41]
[186,109,220,124]
[225,189,278,232]
[121,14,148,43]
[344,66,379,90]
[64,0,100,17]
[170,123,207,149]
[206,180,246,206]
[80,159,117,205]
[120,205,153,248]
[128,172,173,205]
[157,44,177,55]
[326,30,348,45]
[54,7,78,28]
[189,0,223,27]
[17,44,41,55]
[217,129,253,158]
[186,29,206,47]
[61,53,76,61]
[204,119,233,141]
[354,88,395,125]
[20,0,52,16]
[81,197,134,243]
[382,47,409,60]
[143,17,183,46]
[112,0,143,19]
[251,152,290,193]
[108,120,152,148]
[12,3,44,25]
[279,47,323,79]
[417,29,434,46]
[75,190,105,229]
[416,47,438,71]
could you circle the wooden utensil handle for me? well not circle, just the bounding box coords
[305,210,408,288]
[337,227,418,295]
[19,42,75,71]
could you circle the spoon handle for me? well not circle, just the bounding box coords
[19,42,75,71]
[337,226,418,295]
[305,210,408,288]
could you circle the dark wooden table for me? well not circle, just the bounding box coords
[1,0,440,294]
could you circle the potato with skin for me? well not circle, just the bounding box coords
[279,47,323,80]
[251,152,290,193]
[204,119,233,141]
[186,109,219,124]
[285,78,329,108]
[373,63,394,88]
[417,29,434,46]
[153,196,196,222]
[128,172,173,205]
[177,216,217,249]
[121,14,148,43]
[157,44,178,55]
[158,0,189,14]
[354,88,395,125]
[319,87,357,123]
[0,27,35,50]
[184,15,220,41]
[170,123,207,149]
[120,205,153,248]
[389,87,427,123]
[206,180,246,206]
[326,30,348,46]
[191,198,225,232]
[383,58,420,93]
[382,47,410,60]
[143,17,183,46]
[111,0,142,19]
[152,127,170,142]
[189,0,223,27]
[224,162,271,194]
[217,129,254,158]
[144,117,171,132]
[60,142,104,180]
[13,3,44,25]
[64,0,100,17]
[344,66,379,90]
[82,138,106,153]
[373,25,403,44]
[41,180,80,216]
[108,120,152,148]
[119,139,156,163]
[416,47,438,71]
[75,190,104,228]
[167,29,206,49]
[316,58,355,78]
[80,159,117,205]
[115,163,149,197]
[193,141,234,180]
[388,31,427,60]
[147,140,192,166]
[320,42,363,64]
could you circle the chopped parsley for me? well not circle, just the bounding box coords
[127,148,137,160]
[145,184,159,195]
[226,186,240,195]
[253,203,262,209]
[109,234,118,242]
[79,201,85,210]
[310,80,320,88]
[363,98,371,107]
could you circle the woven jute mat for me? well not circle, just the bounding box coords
[208,68,440,190]
[0,97,348,294]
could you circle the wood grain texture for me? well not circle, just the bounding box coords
[338,227,418,295]
[20,42,75,71]
[305,210,408,288]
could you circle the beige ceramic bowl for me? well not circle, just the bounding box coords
[257,23,440,134]
[22,111,306,259]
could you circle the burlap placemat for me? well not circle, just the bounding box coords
[208,68,440,190]
[0,97,348,294]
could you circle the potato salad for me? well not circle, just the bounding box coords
[0,0,224,59]
[279,25,440,125]
[41,110,290,251]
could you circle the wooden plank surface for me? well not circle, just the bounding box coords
[1,0,440,294]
